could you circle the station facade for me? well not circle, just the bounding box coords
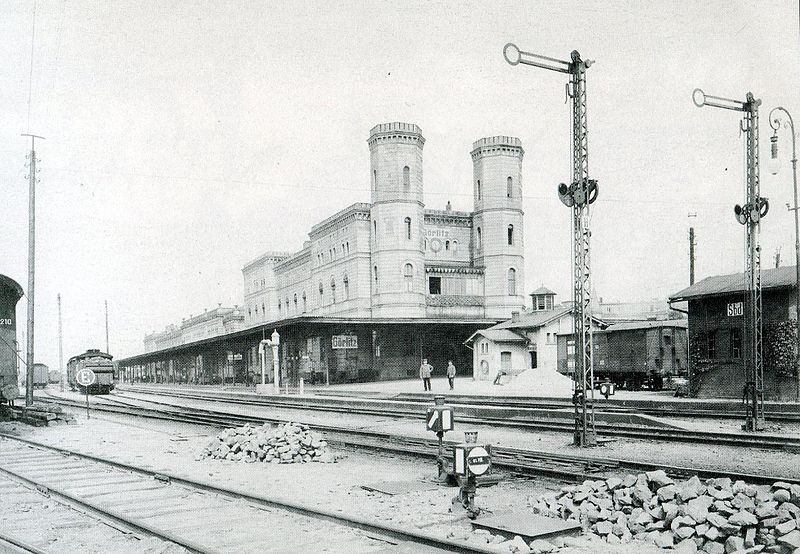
[670,266,799,400]
[120,123,529,386]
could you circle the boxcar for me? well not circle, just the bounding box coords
[0,275,24,403]
[33,363,49,388]
[67,349,115,394]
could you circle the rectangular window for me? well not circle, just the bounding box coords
[428,276,441,295]
[730,328,741,359]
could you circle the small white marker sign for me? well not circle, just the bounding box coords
[76,368,96,387]
[466,446,491,476]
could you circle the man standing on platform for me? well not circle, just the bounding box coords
[447,360,456,390]
[420,358,432,391]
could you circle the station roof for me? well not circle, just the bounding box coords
[670,266,797,301]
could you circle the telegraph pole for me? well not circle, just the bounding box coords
[693,89,766,432]
[688,213,697,286]
[58,293,64,391]
[104,300,109,354]
[22,133,44,407]
[504,44,598,447]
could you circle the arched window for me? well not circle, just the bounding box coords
[373,265,378,291]
[477,227,482,249]
[343,274,349,299]
[403,263,414,292]
[403,166,410,189]
[302,291,307,312]
[261,303,265,318]
[404,217,412,240]
[293,293,298,311]
[248,308,252,319]
[330,277,336,303]
[373,169,377,190]
[477,180,482,200]
[373,220,377,236]
[319,282,324,304]
[445,240,450,251]
[452,239,459,253]
[507,176,513,198]
[508,224,514,245]
[277,300,282,314]
[507,268,517,295]
[424,238,428,250]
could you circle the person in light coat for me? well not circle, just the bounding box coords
[419,358,433,391]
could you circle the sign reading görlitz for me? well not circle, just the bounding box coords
[332,335,358,349]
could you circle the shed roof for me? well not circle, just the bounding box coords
[670,266,796,301]
[599,319,688,333]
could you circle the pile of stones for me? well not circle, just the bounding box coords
[529,470,800,553]
[200,422,334,464]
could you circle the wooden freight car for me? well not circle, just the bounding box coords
[67,349,115,394]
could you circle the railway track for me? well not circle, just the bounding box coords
[34,392,800,487]
[112,386,800,453]
[0,433,493,554]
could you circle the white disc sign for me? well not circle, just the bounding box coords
[76,368,96,387]
[466,446,491,476]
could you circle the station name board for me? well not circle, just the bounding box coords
[332,335,358,349]
[727,302,744,317]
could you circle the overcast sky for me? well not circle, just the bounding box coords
[1,1,798,367]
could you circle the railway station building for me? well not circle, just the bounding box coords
[119,122,530,386]
[669,265,799,400]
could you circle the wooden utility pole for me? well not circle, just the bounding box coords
[22,133,44,407]
[58,293,64,391]
[104,300,109,354]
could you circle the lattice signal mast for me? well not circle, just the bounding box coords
[692,89,767,432]
[504,44,599,447]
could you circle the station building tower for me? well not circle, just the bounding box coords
[471,136,526,319]
[368,122,426,318]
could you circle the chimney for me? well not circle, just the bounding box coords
[511,311,520,322]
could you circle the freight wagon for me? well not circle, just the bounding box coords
[0,275,23,404]
[33,363,49,388]
[557,319,688,390]
[67,349,115,394]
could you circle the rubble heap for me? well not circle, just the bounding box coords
[201,422,334,464]
[530,470,800,553]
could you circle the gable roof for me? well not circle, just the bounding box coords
[670,266,796,301]
[490,305,574,330]
[464,328,527,345]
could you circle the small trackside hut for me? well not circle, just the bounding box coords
[670,265,799,400]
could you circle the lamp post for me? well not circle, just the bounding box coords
[270,329,280,395]
[768,107,799,402]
